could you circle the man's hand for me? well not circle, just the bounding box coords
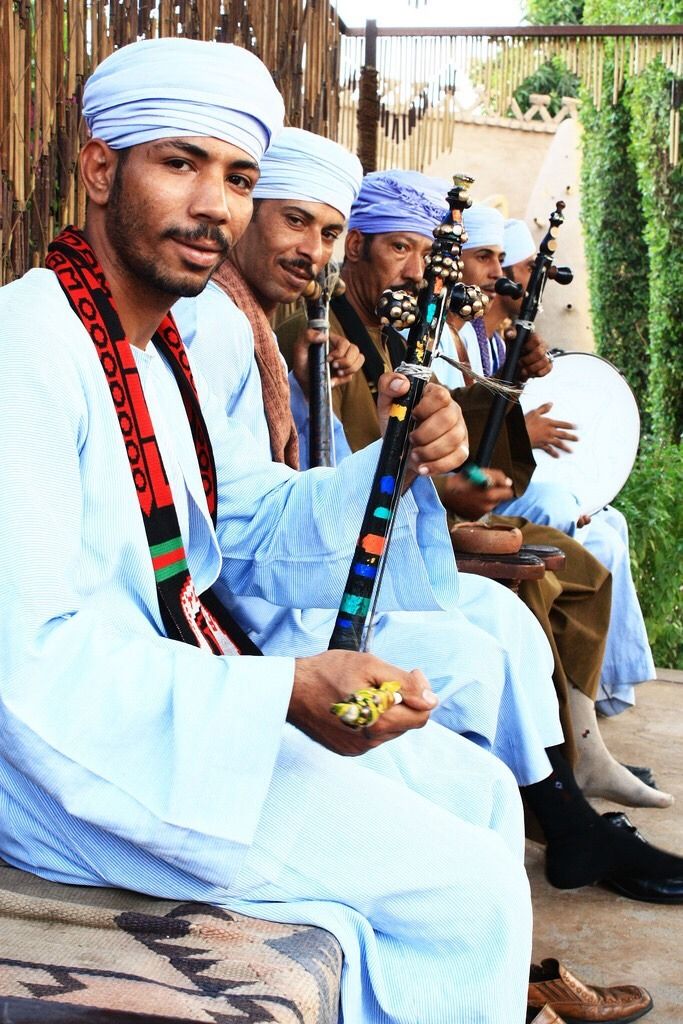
[525,402,578,457]
[288,650,438,756]
[511,329,553,381]
[329,332,364,386]
[292,328,364,395]
[441,467,514,519]
[377,373,470,483]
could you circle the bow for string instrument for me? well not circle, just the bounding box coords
[467,201,573,475]
[303,261,345,468]
[327,174,485,667]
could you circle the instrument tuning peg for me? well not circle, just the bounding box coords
[494,276,523,299]
[549,265,573,285]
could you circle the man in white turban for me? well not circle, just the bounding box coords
[0,40,545,1024]
[496,219,659,744]
[275,168,683,897]
[450,211,667,809]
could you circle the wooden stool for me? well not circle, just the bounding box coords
[455,549,546,593]
[455,544,566,592]
[519,544,566,573]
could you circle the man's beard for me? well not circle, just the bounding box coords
[105,170,229,299]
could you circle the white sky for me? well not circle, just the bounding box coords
[335,0,525,28]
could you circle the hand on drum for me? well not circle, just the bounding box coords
[288,650,438,756]
[440,466,514,519]
[525,402,578,457]
[377,373,470,484]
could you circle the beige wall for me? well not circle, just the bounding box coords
[424,122,555,217]
[424,118,594,353]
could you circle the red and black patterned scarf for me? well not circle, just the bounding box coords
[46,226,260,656]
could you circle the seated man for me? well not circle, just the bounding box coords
[175,127,561,797]
[444,207,667,808]
[0,37,535,1024]
[497,216,656,720]
[178,145,683,906]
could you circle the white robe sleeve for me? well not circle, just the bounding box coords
[0,275,294,886]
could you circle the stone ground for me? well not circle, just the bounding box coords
[528,671,683,1024]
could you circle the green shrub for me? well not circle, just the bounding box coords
[614,438,683,667]
[512,56,580,118]
[580,80,651,408]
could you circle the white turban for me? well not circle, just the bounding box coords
[503,218,536,267]
[252,127,363,220]
[348,170,449,239]
[462,204,504,250]
[83,38,284,163]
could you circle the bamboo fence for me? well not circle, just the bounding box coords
[3,7,683,281]
[339,25,683,173]
[0,0,340,282]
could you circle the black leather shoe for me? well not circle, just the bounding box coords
[602,812,683,904]
[622,764,658,789]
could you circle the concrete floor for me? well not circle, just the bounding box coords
[528,673,683,1024]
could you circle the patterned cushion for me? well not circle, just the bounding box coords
[0,860,342,1023]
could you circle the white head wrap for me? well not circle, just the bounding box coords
[82,38,284,163]
[502,218,536,267]
[461,204,505,251]
[348,170,449,239]
[252,127,362,220]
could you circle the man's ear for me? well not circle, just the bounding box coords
[79,138,120,206]
[344,228,365,263]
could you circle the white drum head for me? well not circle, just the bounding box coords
[519,352,640,517]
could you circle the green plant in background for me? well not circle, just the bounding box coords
[526,0,683,665]
[581,0,683,442]
[580,72,652,408]
[526,0,585,21]
[512,56,580,119]
[614,438,683,668]
[628,59,683,442]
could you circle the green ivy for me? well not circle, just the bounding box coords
[581,0,683,440]
[628,62,683,440]
[529,0,683,666]
[525,0,584,22]
[580,75,651,405]
[614,437,683,667]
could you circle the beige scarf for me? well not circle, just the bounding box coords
[213,260,300,470]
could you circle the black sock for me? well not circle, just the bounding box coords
[522,746,683,889]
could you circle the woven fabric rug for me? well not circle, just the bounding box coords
[0,860,342,1023]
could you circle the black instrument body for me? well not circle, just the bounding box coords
[328,176,475,652]
[475,202,571,468]
[305,265,338,468]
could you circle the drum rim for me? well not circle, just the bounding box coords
[521,349,641,515]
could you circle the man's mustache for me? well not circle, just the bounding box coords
[280,258,314,280]
[164,224,230,253]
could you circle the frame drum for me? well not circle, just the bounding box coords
[519,351,640,517]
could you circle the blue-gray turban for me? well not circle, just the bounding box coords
[347,170,449,239]
[83,37,284,164]
[253,127,363,219]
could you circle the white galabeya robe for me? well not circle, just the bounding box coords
[175,284,562,787]
[1,269,531,1023]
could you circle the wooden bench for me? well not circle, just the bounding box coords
[0,859,341,1023]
